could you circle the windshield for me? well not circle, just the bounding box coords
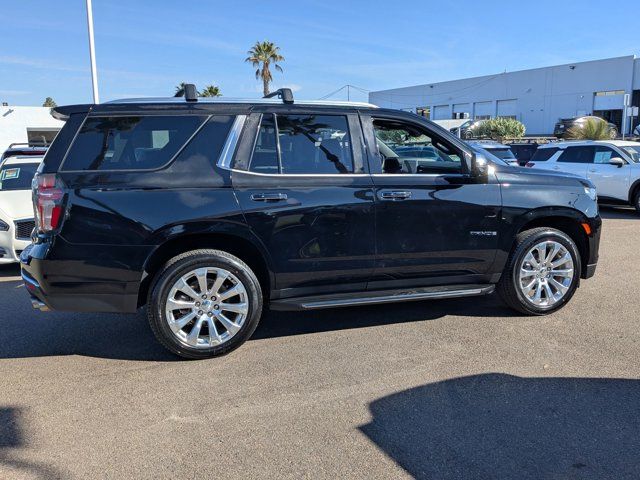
[473,148,510,166]
[622,146,640,162]
[0,163,39,191]
[488,148,516,160]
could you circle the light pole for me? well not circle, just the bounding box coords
[86,0,100,103]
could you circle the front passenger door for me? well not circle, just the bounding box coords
[586,145,630,200]
[361,114,502,290]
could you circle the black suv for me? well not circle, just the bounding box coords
[21,87,601,359]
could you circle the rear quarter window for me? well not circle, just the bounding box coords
[62,115,207,171]
[530,147,559,162]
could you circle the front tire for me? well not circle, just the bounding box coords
[147,249,263,359]
[497,228,581,315]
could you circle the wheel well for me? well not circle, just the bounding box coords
[517,216,589,275]
[629,180,640,204]
[138,233,271,307]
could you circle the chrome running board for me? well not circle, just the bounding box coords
[270,284,495,311]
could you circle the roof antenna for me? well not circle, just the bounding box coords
[264,88,294,104]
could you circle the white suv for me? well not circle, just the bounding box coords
[526,140,640,213]
[0,156,42,264]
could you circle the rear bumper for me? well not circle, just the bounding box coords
[20,241,143,313]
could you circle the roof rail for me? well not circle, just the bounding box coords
[264,88,294,104]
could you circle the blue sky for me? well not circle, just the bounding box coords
[2,0,638,106]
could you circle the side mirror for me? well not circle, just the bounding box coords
[471,152,490,178]
[609,157,625,168]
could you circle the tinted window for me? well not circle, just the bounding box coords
[278,115,353,174]
[63,115,207,171]
[557,146,594,164]
[249,114,279,174]
[373,119,462,174]
[529,147,559,162]
[249,114,354,174]
[0,163,39,191]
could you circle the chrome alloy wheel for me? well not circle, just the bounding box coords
[165,267,249,348]
[518,240,574,308]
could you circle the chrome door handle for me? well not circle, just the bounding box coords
[589,169,597,173]
[553,166,560,170]
[250,193,288,202]
[379,190,412,201]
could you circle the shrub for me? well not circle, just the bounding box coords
[565,118,614,140]
[474,118,526,140]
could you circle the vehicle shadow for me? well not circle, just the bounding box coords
[0,270,516,361]
[0,407,67,479]
[360,373,640,480]
[598,205,638,219]
[254,293,516,340]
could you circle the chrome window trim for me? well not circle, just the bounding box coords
[217,115,247,170]
[228,168,369,178]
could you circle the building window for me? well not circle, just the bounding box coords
[498,115,517,120]
[594,90,625,96]
[416,107,430,119]
[475,115,491,120]
[452,112,470,119]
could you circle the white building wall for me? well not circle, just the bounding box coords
[0,106,65,153]
[370,56,636,135]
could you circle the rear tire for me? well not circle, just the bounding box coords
[497,228,581,315]
[147,249,263,359]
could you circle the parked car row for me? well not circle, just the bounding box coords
[0,155,42,264]
[525,140,640,213]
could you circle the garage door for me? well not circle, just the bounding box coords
[497,99,517,118]
[453,103,471,119]
[474,101,493,119]
[432,105,450,120]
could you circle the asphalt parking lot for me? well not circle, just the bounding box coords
[1,207,639,479]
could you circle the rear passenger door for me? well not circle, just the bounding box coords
[230,110,376,297]
[553,146,592,179]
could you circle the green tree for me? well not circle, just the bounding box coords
[200,85,222,97]
[566,118,616,140]
[474,117,526,140]
[42,97,57,108]
[245,41,285,96]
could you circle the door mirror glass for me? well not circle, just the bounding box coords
[609,157,625,167]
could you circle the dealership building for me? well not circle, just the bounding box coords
[369,55,640,136]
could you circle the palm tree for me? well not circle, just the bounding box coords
[245,41,285,97]
[200,85,222,97]
[566,118,615,140]
[42,97,57,108]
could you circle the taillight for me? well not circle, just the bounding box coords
[33,173,65,232]
[525,162,535,168]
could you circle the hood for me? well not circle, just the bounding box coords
[495,165,594,189]
[0,189,35,220]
